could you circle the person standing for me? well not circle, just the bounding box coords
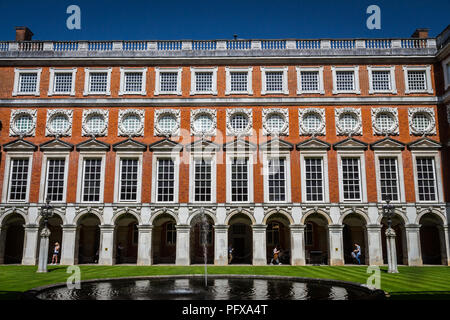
[51,242,60,265]
[228,245,234,264]
[351,243,361,265]
[270,245,281,265]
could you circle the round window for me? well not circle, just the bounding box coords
[375,113,395,131]
[50,114,70,133]
[303,113,322,131]
[230,114,249,133]
[158,114,177,132]
[14,114,34,134]
[339,113,358,131]
[122,114,141,134]
[85,114,106,134]
[193,114,214,133]
[266,114,285,133]
[412,113,431,132]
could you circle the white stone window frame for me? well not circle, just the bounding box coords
[261,66,289,95]
[154,67,182,96]
[39,152,70,203]
[442,56,450,91]
[298,108,326,136]
[408,107,436,136]
[226,151,255,203]
[226,108,253,136]
[48,67,77,96]
[367,66,397,94]
[296,66,324,95]
[189,152,217,203]
[154,109,181,137]
[335,107,363,136]
[262,151,292,203]
[262,108,289,136]
[76,152,106,203]
[337,151,367,203]
[82,109,109,137]
[118,109,145,137]
[300,150,330,203]
[371,107,399,136]
[151,152,180,203]
[374,151,406,203]
[331,66,361,94]
[411,151,444,204]
[83,67,112,96]
[225,67,253,95]
[190,109,217,137]
[9,109,37,137]
[403,65,433,94]
[190,67,218,95]
[119,67,147,96]
[113,152,143,203]
[45,109,73,137]
[12,68,42,96]
[2,152,34,203]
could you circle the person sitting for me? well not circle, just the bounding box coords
[351,243,361,265]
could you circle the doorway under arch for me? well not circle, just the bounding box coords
[75,214,100,264]
[152,214,177,264]
[304,213,329,265]
[1,213,25,264]
[266,213,291,265]
[419,213,445,265]
[381,215,407,265]
[190,214,214,264]
[342,213,368,265]
[114,214,139,264]
[41,215,63,264]
[228,214,252,264]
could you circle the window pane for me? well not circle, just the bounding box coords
[9,159,29,201]
[194,159,212,202]
[379,158,399,201]
[230,72,248,92]
[46,159,65,202]
[160,72,178,92]
[89,72,108,93]
[120,159,138,201]
[268,158,286,202]
[231,158,248,202]
[19,73,38,93]
[336,71,354,91]
[265,71,283,92]
[157,159,175,202]
[54,73,73,93]
[83,159,102,202]
[416,157,436,201]
[342,158,361,200]
[305,158,323,201]
[300,71,319,91]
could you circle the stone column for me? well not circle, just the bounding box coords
[98,224,115,265]
[385,227,399,273]
[22,224,39,265]
[137,225,153,266]
[437,225,450,266]
[37,227,51,272]
[60,224,77,265]
[405,224,422,266]
[252,224,267,265]
[213,225,228,265]
[175,224,190,266]
[365,224,383,266]
[0,226,8,264]
[327,224,344,266]
[289,224,306,266]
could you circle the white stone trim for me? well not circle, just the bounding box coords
[190,67,218,95]
[337,151,367,203]
[298,108,326,136]
[48,67,77,96]
[225,151,254,203]
[151,152,180,203]
[261,66,289,95]
[371,107,399,136]
[154,109,181,137]
[331,66,361,94]
[81,109,109,137]
[113,152,143,203]
[262,108,289,136]
[76,151,107,203]
[9,109,37,137]
[408,107,436,136]
[442,56,450,91]
[411,151,444,204]
[403,65,433,94]
[45,109,73,137]
[335,107,362,136]
[374,151,406,203]
[189,153,217,203]
[39,152,70,203]
[367,66,397,94]
[154,67,182,96]
[225,67,253,95]
[300,150,330,203]
[83,67,112,96]
[296,66,324,94]
[2,152,34,203]
[262,151,291,203]
[190,108,217,136]
[226,108,253,136]
[118,67,147,96]
[12,68,42,96]
[117,109,145,137]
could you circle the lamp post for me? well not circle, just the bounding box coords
[37,197,54,273]
[382,196,399,273]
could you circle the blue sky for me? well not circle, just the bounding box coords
[0,0,448,41]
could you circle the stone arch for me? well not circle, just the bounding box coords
[0,212,26,264]
[149,209,180,225]
[111,210,142,225]
[262,209,294,225]
[0,208,28,226]
[73,209,104,226]
[415,209,446,226]
[35,210,66,225]
[300,209,332,225]
[417,210,447,265]
[376,208,408,225]
[225,209,256,225]
[338,209,370,225]
[187,209,218,226]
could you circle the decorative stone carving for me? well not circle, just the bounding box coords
[371,107,399,136]
[335,107,362,136]
[408,107,436,136]
[118,109,145,137]
[226,108,253,136]
[82,109,109,137]
[154,109,180,137]
[190,109,217,136]
[9,109,37,137]
[298,108,326,136]
[45,109,73,137]
[262,108,289,136]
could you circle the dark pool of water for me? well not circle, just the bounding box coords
[35,277,384,300]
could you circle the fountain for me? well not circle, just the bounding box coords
[199,208,209,287]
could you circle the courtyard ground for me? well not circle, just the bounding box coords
[0,265,449,300]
